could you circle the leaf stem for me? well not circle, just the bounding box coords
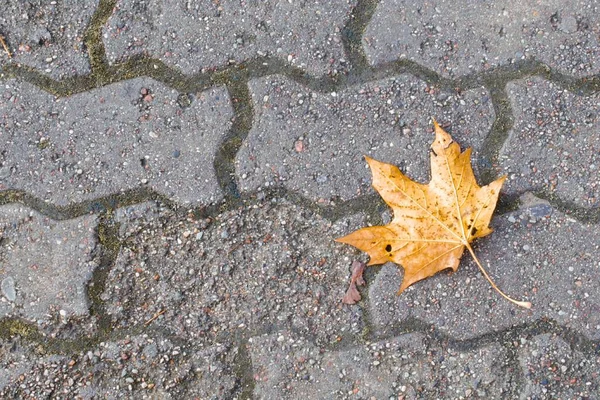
[465,244,532,309]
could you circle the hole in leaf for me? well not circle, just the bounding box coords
[385,244,392,252]
[471,227,478,236]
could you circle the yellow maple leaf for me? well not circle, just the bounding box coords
[337,120,531,309]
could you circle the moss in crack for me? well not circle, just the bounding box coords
[533,190,600,224]
[0,319,42,341]
[232,340,255,400]
[213,82,253,202]
[341,0,380,72]
[88,213,121,334]
[83,0,117,78]
[479,82,514,184]
[0,190,25,206]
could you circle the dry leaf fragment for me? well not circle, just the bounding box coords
[336,120,531,309]
[342,261,366,304]
[342,283,361,305]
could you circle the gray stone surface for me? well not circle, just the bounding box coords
[0,341,69,397]
[0,335,237,399]
[0,205,97,325]
[519,334,599,399]
[2,1,600,398]
[0,339,33,392]
[0,79,231,206]
[369,195,600,340]
[236,75,493,201]
[364,0,600,77]
[103,200,366,344]
[0,0,97,79]
[249,330,512,399]
[103,0,356,76]
[501,77,600,209]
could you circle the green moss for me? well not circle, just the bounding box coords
[83,0,117,76]
[232,341,255,400]
[0,319,42,344]
[8,320,37,337]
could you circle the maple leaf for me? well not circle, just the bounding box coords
[336,120,531,309]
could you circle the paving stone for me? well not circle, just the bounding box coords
[0,79,231,206]
[103,0,356,76]
[501,77,600,209]
[0,335,237,399]
[364,0,600,77]
[369,195,600,340]
[249,330,512,399]
[0,0,97,79]
[0,205,97,326]
[236,75,493,202]
[519,334,599,399]
[0,338,35,393]
[0,341,69,398]
[103,200,366,346]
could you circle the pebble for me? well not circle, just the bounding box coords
[0,166,11,179]
[316,174,328,184]
[1,276,16,302]
[559,15,578,34]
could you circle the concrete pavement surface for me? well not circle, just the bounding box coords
[1,0,599,399]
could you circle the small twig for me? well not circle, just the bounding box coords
[0,35,11,58]
[144,309,166,326]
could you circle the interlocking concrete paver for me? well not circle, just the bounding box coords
[0,334,238,398]
[103,0,356,76]
[0,0,97,79]
[0,79,231,206]
[501,77,600,208]
[0,338,34,393]
[249,330,511,399]
[0,342,69,398]
[236,75,493,201]
[364,0,600,77]
[104,201,365,344]
[370,196,600,340]
[2,1,600,398]
[0,205,97,325]
[519,334,599,398]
